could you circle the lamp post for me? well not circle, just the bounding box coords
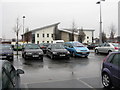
[22,16,25,45]
[96,0,105,44]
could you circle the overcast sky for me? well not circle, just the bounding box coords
[0,0,119,39]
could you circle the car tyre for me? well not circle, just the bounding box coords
[95,49,99,54]
[108,50,112,54]
[102,73,112,89]
[72,52,76,57]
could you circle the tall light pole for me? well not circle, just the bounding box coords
[96,0,105,44]
[22,16,25,44]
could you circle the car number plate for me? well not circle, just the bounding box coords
[33,55,39,57]
[82,52,87,54]
[60,54,65,56]
[0,56,6,58]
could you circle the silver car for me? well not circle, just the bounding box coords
[95,43,120,54]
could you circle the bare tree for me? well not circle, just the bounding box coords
[101,31,107,43]
[109,24,116,40]
[13,18,21,56]
[71,21,76,41]
[78,27,86,43]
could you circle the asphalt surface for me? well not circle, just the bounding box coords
[12,50,108,89]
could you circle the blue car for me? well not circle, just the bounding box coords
[64,41,90,57]
[101,52,120,88]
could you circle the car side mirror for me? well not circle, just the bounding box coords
[17,69,24,74]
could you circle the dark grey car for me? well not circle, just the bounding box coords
[0,60,24,89]
[46,43,70,59]
[0,44,14,61]
[22,44,43,60]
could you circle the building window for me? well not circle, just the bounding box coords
[37,34,39,37]
[51,41,53,43]
[47,41,49,43]
[37,41,39,44]
[51,34,53,37]
[42,41,44,43]
[43,34,44,37]
[87,36,89,39]
[47,34,49,37]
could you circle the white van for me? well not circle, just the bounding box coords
[53,40,64,44]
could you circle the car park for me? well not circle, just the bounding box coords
[39,43,50,54]
[64,41,90,57]
[0,44,14,61]
[0,60,24,89]
[46,43,70,59]
[101,52,120,88]
[22,44,43,60]
[95,43,120,54]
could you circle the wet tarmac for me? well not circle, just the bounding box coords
[12,51,107,88]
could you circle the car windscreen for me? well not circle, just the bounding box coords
[52,44,65,49]
[112,43,119,47]
[72,42,84,47]
[0,44,12,50]
[25,44,40,49]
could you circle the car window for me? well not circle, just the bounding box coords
[2,68,10,88]
[52,44,65,49]
[25,44,40,49]
[105,43,110,47]
[107,54,115,63]
[111,54,120,66]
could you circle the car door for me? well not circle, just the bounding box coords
[110,53,120,87]
[2,62,17,89]
[103,43,110,53]
[67,43,74,54]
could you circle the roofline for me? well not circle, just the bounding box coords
[21,22,60,36]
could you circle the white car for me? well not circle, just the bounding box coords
[95,43,120,54]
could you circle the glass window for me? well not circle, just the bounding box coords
[37,34,39,37]
[107,54,114,63]
[51,34,53,37]
[111,54,120,66]
[43,34,44,37]
[37,41,39,44]
[47,34,49,37]
[47,41,49,43]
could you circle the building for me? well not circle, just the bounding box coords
[0,38,2,44]
[59,28,94,44]
[22,23,60,44]
[22,23,95,44]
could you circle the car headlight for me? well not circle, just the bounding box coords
[7,53,13,55]
[53,52,57,54]
[38,52,43,55]
[76,49,81,52]
[67,51,70,54]
[26,52,32,55]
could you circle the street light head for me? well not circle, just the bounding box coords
[96,1,100,4]
[23,16,25,18]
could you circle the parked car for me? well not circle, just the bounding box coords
[13,44,22,51]
[95,43,120,54]
[64,41,90,57]
[39,43,50,54]
[22,44,43,60]
[101,52,120,88]
[0,44,14,61]
[87,43,98,49]
[0,60,24,89]
[46,43,70,59]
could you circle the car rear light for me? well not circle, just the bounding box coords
[41,46,45,48]
[114,47,118,50]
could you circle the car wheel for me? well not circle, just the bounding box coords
[102,73,112,89]
[95,49,99,54]
[51,55,54,60]
[108,50,112,54]
[72,52,76,57]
